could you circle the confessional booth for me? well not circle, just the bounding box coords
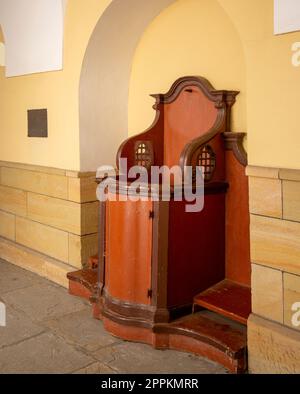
[68,76,251,373]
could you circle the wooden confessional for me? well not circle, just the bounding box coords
[67,76,251,373]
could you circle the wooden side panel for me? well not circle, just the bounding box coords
[105,197,153,305]
[117,112,164,170]
[164,86,218,167]
[225,151,251,286]
[206,134,226,182]
[167,193,226,308]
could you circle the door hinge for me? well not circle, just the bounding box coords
[149,210,154,219]
[147,289,153,298]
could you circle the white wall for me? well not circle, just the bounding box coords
[0,0,65,76]
[274,0,300,34]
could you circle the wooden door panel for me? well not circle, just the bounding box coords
[105,197,153,305]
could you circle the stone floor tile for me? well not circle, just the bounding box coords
[73,362,117,374]
[0,259,43,295]
[0,305,45,349]
[1,283,88,322]
[42,309,121,352]
[0,332,94,374]
[0,260,229,374]
[93,342,227,374]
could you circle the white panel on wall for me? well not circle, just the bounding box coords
[274,0,300,34]
[0,42,4,66]
[0,0,64,77]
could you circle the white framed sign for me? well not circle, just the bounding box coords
[0,0,66,76]
[274,0,300,35]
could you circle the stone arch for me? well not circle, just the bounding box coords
[79,0,246,171]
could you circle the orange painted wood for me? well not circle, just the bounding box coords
[225,151,251,286]
[67,268,98,301]
[67,269,97,291]
[193,280,251,325]
[103,310,247,374]
[105,198,153,305]
[168,334,245,374]
[164,85,218,168]
[69,281,92,301]
[103,317,154,345]
[88,255,99,269]
[92,301,103,320]
[167,311,247,358]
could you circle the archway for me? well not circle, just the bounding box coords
[79,0,246,172]
[79,0,176,171]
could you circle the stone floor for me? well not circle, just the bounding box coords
[0,259,227,374]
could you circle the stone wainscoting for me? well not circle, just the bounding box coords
[0,161,98,287]
[247,166,300,373]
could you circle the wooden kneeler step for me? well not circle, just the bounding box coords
[155,310,248,373]
[193,280,251,325]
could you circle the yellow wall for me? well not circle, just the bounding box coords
[129,0,300,170]
[128,0,246,137]
[0,0,111,171]
[1,0,300,171]
[222,0,300,169]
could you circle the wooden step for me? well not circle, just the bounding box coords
[87,254,99,269]
[67,268,98,301]
[155,310,247,373]
[193,280,251,325]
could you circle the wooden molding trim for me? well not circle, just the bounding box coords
[101,314,247,374]
[150,76,239,109]
[117,76,239,171]
[102,291,169,328]
[223,132,248,167]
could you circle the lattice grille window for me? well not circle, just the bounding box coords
[197,145,216,182]
[135,142,153,168]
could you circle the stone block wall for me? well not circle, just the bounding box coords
[0,161,98,286]
[247,166,300,373]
